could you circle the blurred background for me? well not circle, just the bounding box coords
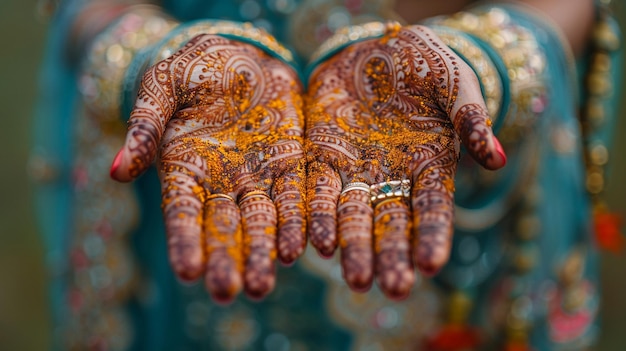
[0,1,624,350]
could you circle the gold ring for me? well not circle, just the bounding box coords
[239,190,271,203]
[206,193,236,202]
[340,182,371,196]
[369,180,411,206]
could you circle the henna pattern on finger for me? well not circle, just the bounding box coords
[273,164,307,264]
[306,162,342,257]
[204,197,243,302]
[454,103,497,166]
[161,172,206,281]
[337,189,374,291]
[411,154,457,276]
[126,63,177,178]
[239,192,278,298]
[373,198,414,299]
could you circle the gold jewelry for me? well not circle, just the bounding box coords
[340,182,371,196]
[206,193,236,202]
[369,180,411,206]
[239,190,272,203]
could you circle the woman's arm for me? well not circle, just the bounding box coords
[519,0,594,55]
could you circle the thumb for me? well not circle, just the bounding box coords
[449,64,506,170]
[110,62,178,182]
[453,102,507,171]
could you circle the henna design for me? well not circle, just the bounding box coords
[454,103,500,169]
[161,171,206,281]
[204,196,243,303]
[337,189,374,291]
[306,161,342,257]
[126,66,176,178]
[239,192,277,298]
[306,25,504,296]
[273,163,307,264]
[117,35,305,300]
[373,198,414,299]
[411,149,457,276]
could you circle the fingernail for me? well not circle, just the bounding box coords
[212,292,236,306]
[348,280,373,293]
[317,247,335,259]
[110,149,124,179]
[418,263,441,277]
[387,290,411,302]
[279,258,296,267]
[245,290,268,302]
[492,136,507,167]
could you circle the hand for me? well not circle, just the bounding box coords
[305,24,506,299]
[110,34,306,302]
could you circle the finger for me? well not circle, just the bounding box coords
[438,41,506,171]
[161,171,205,281]
[411,167,456,277]
[452,102,507,170]
[203,195,243,303]
[273,164,307,265]
[337,186,374,292]
[111,61,178,182]
[239,191,277,299]
[373,198,414,300]
[306,161,342,258]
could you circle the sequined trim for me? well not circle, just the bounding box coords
[153,20,296,65]
[79,6,177,124]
